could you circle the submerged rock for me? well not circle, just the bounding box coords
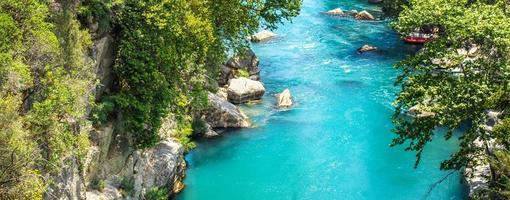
[203,92,251,128]
[355,10,375,20]
[250,30,277,42]
[276,89,293,108]
[227,78,266,104]
[326,8,344,16]
[357,44,377,53]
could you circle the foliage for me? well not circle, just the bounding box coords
[390,0,510,170]
[109,0,302,149]
[0,0,302,197]
[119,176,134,196]
[0,0,94,198]
[192,117,208,135]
[78,0,113,33]
[382,0,408,17]
[91,179,106,192]
[237,69,250,78]
[145,187,170,200]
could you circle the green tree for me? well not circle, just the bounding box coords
[109,0,302,149]
[390,0,510,170]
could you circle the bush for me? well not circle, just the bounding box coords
[145,187,169,200]
[91,179,106,192]
[119,177,134,196]
[191,118,208,134]
[237,69,250,78]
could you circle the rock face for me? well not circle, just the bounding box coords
[203,92,250,128]
[276,89,293,108]
[223,49,261,84]
[250,30,277,42]
[326,8,344,16]
[227,78,266,104]
[203,123,220,138]
[132,139,186,198]
[93,34,115,100]
[357,44,377,53]
[83,122,186,200]
[45,157,86,200]
[463,139,491,198]
[355,10,375,20]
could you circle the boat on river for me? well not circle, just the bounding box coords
[404,32,434,44]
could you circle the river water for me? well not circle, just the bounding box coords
[177,0,467,199]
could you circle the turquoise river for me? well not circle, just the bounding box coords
[177,0,468,199]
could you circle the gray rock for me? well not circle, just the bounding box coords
[132,139,186,199]
[203,92,250,128]
[463,139,491,198]
[219,65,235,86]
[45,157,86,200]
[203,123,220,138]
[93,34,115,100]
[216,87,229,100]
[225,49,260,82]
[227,78,265,104]
[276,89,293,108]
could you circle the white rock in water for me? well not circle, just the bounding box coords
[250,30,277,42]
[355,10,375,20]
[276,89,293,108]
[326,8,344,16]
[357,44,377,53]
[227,77,265,104]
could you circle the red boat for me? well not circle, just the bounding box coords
[404,33,434,44]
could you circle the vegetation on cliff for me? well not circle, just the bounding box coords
[386,0,510,198]
[0,0,93,198]
[0,0,301,198]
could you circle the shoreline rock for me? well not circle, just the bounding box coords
[227,78,266,104]
[203,92,251,128]
[221,49,261,85]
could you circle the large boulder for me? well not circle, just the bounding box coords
[276,89,293,108]
[203,92,251,128]
[219,65,236,86]
[354,10,375,20]
[132,139,186,199]
[224,49,261,83]
[250,30,277,42]
[227,78,266,104]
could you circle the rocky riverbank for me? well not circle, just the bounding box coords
[45,22,274,199]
